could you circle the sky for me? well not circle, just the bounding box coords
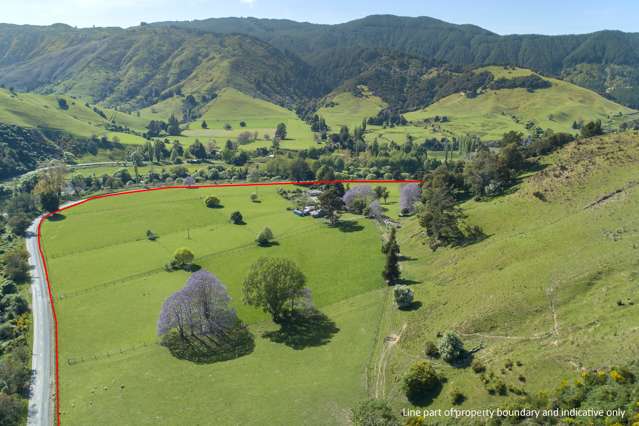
[2,0,638,35]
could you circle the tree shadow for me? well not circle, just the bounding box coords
[399,301,422,311]
[336,220,364,233]
[397,278,421,286]
[406,381,443,406]
[47,213,66,221]
[161,326,255,364]
[262,309,339,350]
[450,351,474,369]
[398,255,418,262]
[257,241,280,248]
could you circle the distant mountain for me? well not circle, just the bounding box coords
[154,15,639,108]
[0,25,323,109]
[1,15,639,110]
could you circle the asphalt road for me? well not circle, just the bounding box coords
[26,217,54,426]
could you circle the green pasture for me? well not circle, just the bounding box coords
[41,183,405,425]
[379,133,639,410]
[318,87,387,130]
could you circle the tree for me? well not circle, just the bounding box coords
[167,114,181,136]
[501,130,524,146]
[399,183,421,215]
[374,186,389,203]
[250,192,259,202]
[256,227,274,246]
[242,257,306,322]
[319,187,344,226]
[8,214,31,237]
[2,248,30,282]
[581,120,603,138]
[289,158,313,181]
[315,165,335,182]
[394,285,414,309]
[499,143,525,171]
[204,196,221,208]
[239,121,247,127]
[343,185,374,213]
[0,393,24,426]
[275,123,287,140]
[182,95,197,122]
[230,211,244,225]
[402,360,440,401]
[463,148,510,197]
[382,227,400,255]
[57,98,69,110]
[171,248,194,270]
[201,120,208,129]
[419,170,465,250]
[437,331,464,363]
[351,399,400,426]
[158,270,242,345]
[188,139,207,159]
[39,191,60,213]
[382,241,401,285]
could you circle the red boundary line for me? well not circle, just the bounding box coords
[34,179,421,425]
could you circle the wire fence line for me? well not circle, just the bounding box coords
[66,340,159,366]
[56,220,326,300]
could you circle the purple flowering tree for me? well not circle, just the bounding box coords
[342,185,374,213]
[366,200,383,220]
[400,183,421,215]
[184,175,195,186]
[158,270,239,343]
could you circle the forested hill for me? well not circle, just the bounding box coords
[0,25,322,110]
[1,15,639,108]
[153,15,639,108]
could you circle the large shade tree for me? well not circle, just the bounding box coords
[158,270,241,344]
[242,257,307,322]
[399,183,421,215]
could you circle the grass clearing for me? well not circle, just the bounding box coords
[318,87,387,130]
[380,132,639,410]
[41,184,403,425]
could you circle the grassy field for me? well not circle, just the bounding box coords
[40,183,406,425]
[377,132,639,413]
[0,88,148,144]
[318,87,387,130]
[142,88,318,150]
[402,67,635,141]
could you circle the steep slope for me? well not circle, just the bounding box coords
[0,123,62,178]
[383,132,639,409]
[0,26,323,110]
[154,15,639,108]
[0,88,147,143]
[404,67,635,140]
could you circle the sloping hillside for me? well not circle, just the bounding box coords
[381,132,639,410]
[404,67,635,140]
[317,86,387,130]
[0,26,323,110]
[0,88,147,143]
[176,88,316,150]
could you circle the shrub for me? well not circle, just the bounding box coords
[146,230,158,241]
[402,360,441,401]
[438,331,465,363]
[166,248,194,271]
[393,285,414,309]
[351,399,400,426]
[256,227,274,246]
[471,359,486,373]
[250,193,259,202]
[424,341,439,358]
[230,211,244,225]
[8,213,31,236]
[449,388,465,405]
[204,196,221,208]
